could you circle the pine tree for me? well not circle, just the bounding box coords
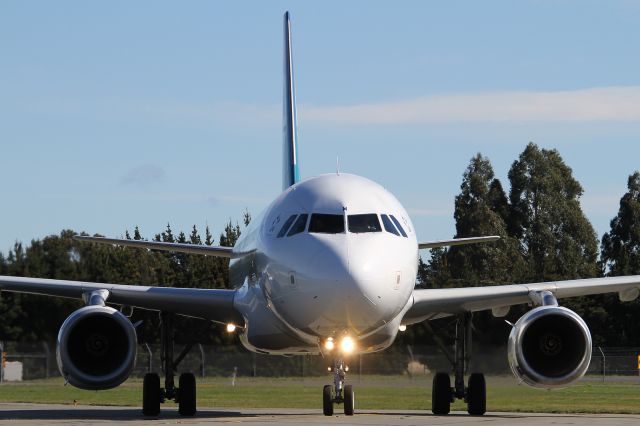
[219,220,241,247]
[133,226,142,240]
[189,225,202,245]
[205,225,213,246]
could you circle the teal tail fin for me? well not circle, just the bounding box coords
[282,11,300,190]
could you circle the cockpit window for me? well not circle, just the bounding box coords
[287,214,308,236]
[348,214,382,233]
[277,215,298,238]
[390,215,408,237]
[309,214,344,234]
[381,214,400,236]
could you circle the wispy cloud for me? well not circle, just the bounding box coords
[300,86,640,124]
[120,164,166,186]
[29,86,640,126]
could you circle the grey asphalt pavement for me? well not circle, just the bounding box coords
[0,404,639,425]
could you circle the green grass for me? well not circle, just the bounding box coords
[0,376,639,413]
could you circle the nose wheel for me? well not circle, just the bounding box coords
[322,357,355,416]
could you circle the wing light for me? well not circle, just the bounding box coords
[226,323,237,333]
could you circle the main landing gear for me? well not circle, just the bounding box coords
[142,312,197,417]
[323,357,355,416]
[430,313,486,416]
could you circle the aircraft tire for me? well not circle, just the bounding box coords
[142,373,161,416]
[431,372,451,415]
[323,384,334,416]
[467,373,486,415]
[343,385,355,416]
[178,372,197,416]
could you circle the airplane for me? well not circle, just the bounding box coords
[2,10,640,418]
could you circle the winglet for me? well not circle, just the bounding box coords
[282,11,300,190]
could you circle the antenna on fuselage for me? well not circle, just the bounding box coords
[336,155,340,175]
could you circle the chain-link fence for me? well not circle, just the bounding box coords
[1,342,639,382]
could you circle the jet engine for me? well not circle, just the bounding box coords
[507,305,591,388]
[56,305,137,390]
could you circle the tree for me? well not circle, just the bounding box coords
[447,153,525,286]
[219,221,242,247]
[593,171,640,346]
[507,143,598,281]
[601,172,640,276]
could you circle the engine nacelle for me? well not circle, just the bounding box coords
[508,305,591,388]
[56,305,137,390]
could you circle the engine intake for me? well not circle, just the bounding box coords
[508,305,591,388]
[56,305,137,390]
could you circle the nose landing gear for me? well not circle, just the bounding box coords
[322,357,355,416]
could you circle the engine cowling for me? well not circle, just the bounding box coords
[56,305,137,390]
[508,305,591,388]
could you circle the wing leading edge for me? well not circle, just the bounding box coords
[418,236,500,250]
[403,275,640,325]
[74,235,254,259]
[0,275,243,325]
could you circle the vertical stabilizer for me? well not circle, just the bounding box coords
[282,11,300,190]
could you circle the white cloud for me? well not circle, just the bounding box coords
[29,86,640,126]
[300,86,640,124]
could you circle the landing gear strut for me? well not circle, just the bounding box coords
[430,313,486,416]
[322,357,355,416]
[142,312,197,416]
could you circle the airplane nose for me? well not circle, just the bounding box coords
[346,243,400,322]
[302,235,390,333]
[272,233,406,336]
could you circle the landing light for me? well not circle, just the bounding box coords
[226,323,237,333]
[324,337,335,351]
[341,336,355,354]
[399,325,407,332]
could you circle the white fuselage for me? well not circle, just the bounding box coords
[231,173,418,355]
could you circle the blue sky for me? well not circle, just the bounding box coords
[2,1,640,255]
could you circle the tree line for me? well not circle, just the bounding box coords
[0,215,249,346]
[409,142,640,347]
[1,143,640,348]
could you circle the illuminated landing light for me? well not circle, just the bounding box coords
[226,323,237,333]
[341,336,355,354]
[324,337,335,351]
[399,325,407,332]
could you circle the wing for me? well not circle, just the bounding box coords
[0,275,243,325]
[74,235,255,259]
[402,275,640,325]
[418,236,500,250]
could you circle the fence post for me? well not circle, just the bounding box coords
[198,344,205,379]
[252,352,257,377]
[0,341,3,383]
[42,341,50,379]
[597,346,605,382]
